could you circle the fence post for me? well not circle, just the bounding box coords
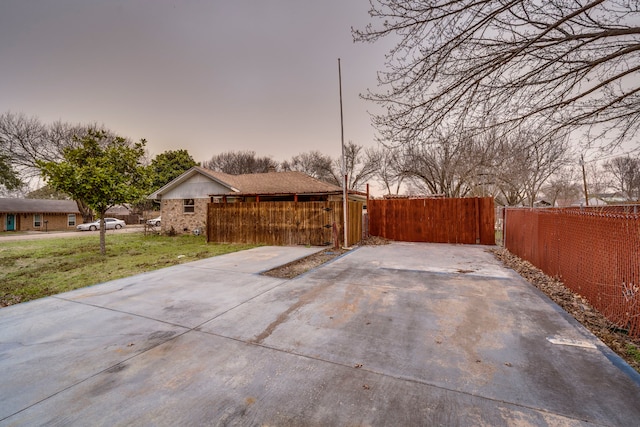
[502,206,507,248]
[475,198,481,244]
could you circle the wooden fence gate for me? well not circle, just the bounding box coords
[367,197,495,245]
[207,201,362,247]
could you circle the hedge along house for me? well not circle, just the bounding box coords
[147,166,366,236]
[0,198,81,232]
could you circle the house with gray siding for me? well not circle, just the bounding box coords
[147,166,365,235]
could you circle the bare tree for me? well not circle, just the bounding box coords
[0,111,114,182]
[354,1,640,149]
[395,122,570,204]
[493,142,530,206]
[603,155,640,200]
[520,134,572,207]
[341,141,380,191]
[491,128,572,206]
[373,144,405,195]
[0,112,48,180]
[585,160,612,200]
[281,150,336,184]
[542,167,582,207]
[203,150,278,175]
[399,129,488,197]
[283,143,379,191]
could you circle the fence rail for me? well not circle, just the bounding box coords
[368,197,495,245]
[504,207,640,338]
[207,201,362,247]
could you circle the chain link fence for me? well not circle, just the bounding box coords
[504,206,640,338]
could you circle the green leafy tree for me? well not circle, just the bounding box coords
[38,131,150,255]
[149,149,198,191]
[0,153,22,192]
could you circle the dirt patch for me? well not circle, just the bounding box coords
[358,236,391,246]
[262,248,350,279]
[492,247,640,374]
[262,237,389,279]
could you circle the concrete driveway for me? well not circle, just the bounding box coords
[1,243,639,426]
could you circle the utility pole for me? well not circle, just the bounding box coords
[338,58,348,248]
[580,154,589,207]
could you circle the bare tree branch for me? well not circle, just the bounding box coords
[354,0,640,149]
[203,150,278,175]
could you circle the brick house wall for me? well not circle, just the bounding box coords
[160,198,208,235]
[2,212,79,232]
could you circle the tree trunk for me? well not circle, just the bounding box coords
[75,199,93,222]
[99,210,106,255]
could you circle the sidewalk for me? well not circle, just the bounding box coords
[1,243,639,426]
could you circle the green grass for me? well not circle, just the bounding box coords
[628,344,640,365]
[0,233,256,306]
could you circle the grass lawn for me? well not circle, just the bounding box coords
[0,233,256,307]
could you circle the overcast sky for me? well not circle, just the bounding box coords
[0,0,393,165]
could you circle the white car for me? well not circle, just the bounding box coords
[77,218,126,231]
[147,216,161,227]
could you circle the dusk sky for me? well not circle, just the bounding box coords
[0,0,394,165]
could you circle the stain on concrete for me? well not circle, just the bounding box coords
[251,281,333,344]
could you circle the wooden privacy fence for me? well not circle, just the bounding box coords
[207,201,362,247]
[367,197,495,245]
[504,207,640,339]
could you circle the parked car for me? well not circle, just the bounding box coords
[77,218,126,231]
[147,216,161,227]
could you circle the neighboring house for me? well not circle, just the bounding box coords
[147,166,365,234]
[106,204,132,217]
[0,198,81,232]
[533,199,553,207]
[571,197,608,207]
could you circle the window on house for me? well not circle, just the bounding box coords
[183,199,195,213]
[68,214,76,227]
[34,214,42,227]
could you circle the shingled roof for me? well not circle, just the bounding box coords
[148,166,365,200]
[0,198,80,214]
[202,168,343,196]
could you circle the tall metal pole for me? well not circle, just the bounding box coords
[338,58,348,248]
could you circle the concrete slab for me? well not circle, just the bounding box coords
[201,245,640,425]
[2,331,596,426]
[181,245,326,274]
[0,297,187,420]
[1,243,639,426]
[59,265,287,328]
[55,245,324,328]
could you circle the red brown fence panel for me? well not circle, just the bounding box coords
[368,197,495,245]
[504,207,640,338]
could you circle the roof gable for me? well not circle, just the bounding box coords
[147,166,237,199]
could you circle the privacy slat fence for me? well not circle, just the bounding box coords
[207,201,362,247]
[504,207,640,339]
[367,197,495,245]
